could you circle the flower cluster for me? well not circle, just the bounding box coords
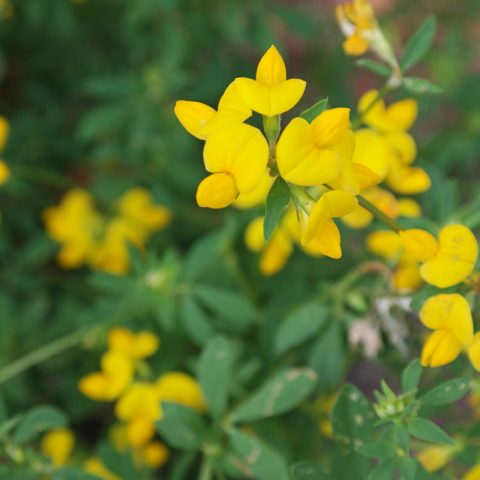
[77,327,205,473]
[43,187,171,274]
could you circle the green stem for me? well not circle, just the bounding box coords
[0,328,88,385]
[357,194,401,232]
[288,184,316,213]
[198,456,213,480]
[0,304,151,385]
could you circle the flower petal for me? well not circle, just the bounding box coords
[174,101,216,140]
[302,219,342,259]
[419,293,474,346]
[421,329,463,368]
[353,129,393,181]
[467,333,480,372]
[400,229,438,262]
[386,98,418,131]
[196,173,237,209]
[256,45,287,87]
[384,131,417,164]
[386,161,431,194]
[311,108,351,148]
[269,79,306,116]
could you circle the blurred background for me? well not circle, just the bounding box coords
[0,0,480,452]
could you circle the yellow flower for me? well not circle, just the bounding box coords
[336,0,376,56]
[464,464,480,480]
[401,224,478,288]
[108,327,159,360]
[276,109,353,187]
[43,189,103,269]
[41,428,75,466]
[417,444,457,472]
[78,351,134,401]
[0,160,10,185]
[197,123,268,209]
[366,230,422,291]
[244,211,298,276]
[355,91,430,194]
[174,81,251,140]
[233,170,274,209]
[156,372,207,412]
[300,190,358,259]
[139,442,170,469]
[117,188,171,232]
[234,45,306,117]
[420,294,474,368]
[84,457,120,480]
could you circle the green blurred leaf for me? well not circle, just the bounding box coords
[199,335,234,419]
[401,16,437,71]
[274,303,328,355]
[232,368,317,423]
[300,99,329,123]
[229,429,290,480]
[402,359,423,393]
[264,177,291,242]
[291,462,332,479]
[420,378,470,407]
[403,77,442,95]
[356,59,391,77]
[194,285,256,332]
[13,405,67,445]
[407,418,454,445]
[156,402,207,451]
[180,296,214,346]
[53,469,100,480]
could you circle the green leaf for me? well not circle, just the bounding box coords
[420,378,470,407]
[199,335,234,419]
[403,77,442,95]
[407,418,454,445]
[356,59,391,77]
[402,359,423,393]
[194,285,256,332]
[291,462,332,479]
[401,16,437,71]
[180,295,214,346]
[357,440,395,460]
[13,405,67,445]
[309,322,345,388]
[274,303,328,355]
[264,177,291,242]
[228,429,290,480]
[232,368,317,423]
[332,384,376,456]
[399,457,418,480]
[156,402,207,451]
[368,457,399,480]
[300,98,329,123]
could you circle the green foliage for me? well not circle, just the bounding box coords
[401,16,437,72]
[264,177,291,242]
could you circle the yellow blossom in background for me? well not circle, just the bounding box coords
[300,190,358,259]
[0,117,10,186]
[174,81,251,140]
[366,230,422,291]
[245,214,295,276]
[197,123,268,208]
[336,0,376,56]
[234,45,306,117]
[277,109,354,187]
[156,372,207,412]
[138,441,170,469]
[108,327,159,360]
[355,90,430,195]
[419,294,476,368]
[78,350,134,401]
[43,189,103,269]
[0,0,12,19]
[41,428,75,467]
[417,444,458,472]
[84,457,120,480]
[44,187,171,274]
[464,464,480,480]
[401,224,478,288]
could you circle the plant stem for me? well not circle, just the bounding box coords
[357,194,401,232]
[0,304,151,385]
[0,328,88,385]
[198,456,213,480]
